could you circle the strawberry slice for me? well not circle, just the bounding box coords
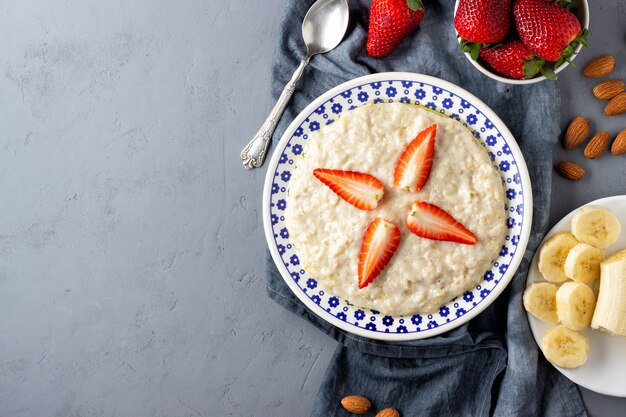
[313,169,384,211]
[358,218,401,289]
[406,201,477,245]
[393,124,437,192]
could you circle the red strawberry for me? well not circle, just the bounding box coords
[514,0,587,63]
[480,39,553,80]
[454,0,511,60]
[358,218,401,289]
[406,201,477,245]
[313,169,384,211]
[393,124,437,192]
[366,0,425,58]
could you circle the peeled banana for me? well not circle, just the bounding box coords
[564,243,605,284]
[538,232,579,282]
[523,283,559,323]
[571,205,621,249]
[591,248,626,337]
[556,282,597,330]
[542,325,589,368]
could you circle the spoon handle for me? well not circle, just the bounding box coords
[241,58,310,169]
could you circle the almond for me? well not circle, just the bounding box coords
[376,408,401,417]
[556,161,585,181]
[584,131,610,159]
[593,80,625,100]
[583,55,616,78]
[611,129,626,155]
[563,117,590,149]
[605,92,626,116]
[341,395,371,414]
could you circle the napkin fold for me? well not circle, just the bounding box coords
[266,1,587,415]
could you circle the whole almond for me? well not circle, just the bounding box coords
[556,161,585,181]
[583,55,616,78]
[611,129,626,155]
[341,395,371,414]
[593,80,625,100]
[605,92,626,116]
[376,408,401,417]
[563,117,590,149]
[584,131,610,159]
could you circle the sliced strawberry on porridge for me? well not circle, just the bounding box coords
[313,168,384,211]
[286,103,505,315]
[407,201,477,245]
[393,124,437,192]
[358,218,401,289]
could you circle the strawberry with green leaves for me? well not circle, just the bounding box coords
[480,39,555,80]
[366,0,425,58]
[514,0,588,65]
[454,0,511,60]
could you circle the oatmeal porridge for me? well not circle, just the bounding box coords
[284,103,506,316]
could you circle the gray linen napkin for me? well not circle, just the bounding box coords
[265,1,587,416]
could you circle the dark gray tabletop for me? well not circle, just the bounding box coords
[0,1,624,415]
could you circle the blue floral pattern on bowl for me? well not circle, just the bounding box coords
[264,74,530,340]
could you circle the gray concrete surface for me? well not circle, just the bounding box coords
[0,0,624,416]
[551,2,626,413]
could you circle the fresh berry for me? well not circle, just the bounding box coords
[393,124,437,192]
[514,0,587,64]
[366,0,425,58]
[406,201,477,245]
[313,169,384,211]
[358,218,401,289]
[480,39,552,80]
[454,0,511,60]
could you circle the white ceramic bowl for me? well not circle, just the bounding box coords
[454,0,590,84]
[264,72,533,341]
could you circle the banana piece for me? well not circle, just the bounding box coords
[542,325,589,368]
[571,205,621,249]
[556,281,597,330]
[538,232,579,282]
[591,248,626,336]
[564,243,605,284]
[523,283,559,323]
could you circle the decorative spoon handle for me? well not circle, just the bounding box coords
[241,58,309,169]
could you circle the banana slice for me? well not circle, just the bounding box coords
[556,281,597,330]
[571,205,621,249]
[564,243,605,284]
[538,232,579,282]
[592,248,626,336]
[523,283,559,323]
[542,325,589,368]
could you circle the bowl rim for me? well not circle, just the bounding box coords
[453,0,590,84]
[263,72,534,341]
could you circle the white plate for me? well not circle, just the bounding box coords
[526,195,626,397]
[264,72,532,341]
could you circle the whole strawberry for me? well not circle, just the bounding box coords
[480,40,555,80]
[514,0,588,63]
[454,0,511,60]
[366,0,425,58]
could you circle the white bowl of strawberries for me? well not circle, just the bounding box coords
[454,0,589,84]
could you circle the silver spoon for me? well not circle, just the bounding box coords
[240,0,350,170]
